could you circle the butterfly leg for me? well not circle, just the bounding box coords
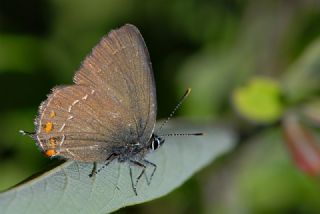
[129,165,137,195]
[129,160,147,196]
[143,159,157,186]
[143,170,150,185]
[89,153,117,177]
[89,162,97,177]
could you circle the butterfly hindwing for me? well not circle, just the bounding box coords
[35,24,157,162]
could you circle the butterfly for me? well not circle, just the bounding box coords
[21,24,200,195]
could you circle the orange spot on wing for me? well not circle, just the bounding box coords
[45,149,56,157]
[50,111,56,118]
[44,122,53,133]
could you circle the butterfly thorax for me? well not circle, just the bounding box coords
[112,134,164,162]
[114,142,148,162]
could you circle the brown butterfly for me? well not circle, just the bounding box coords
[21,24,200,195]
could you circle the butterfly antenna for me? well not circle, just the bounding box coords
[158,88,192,132]
[19,130,35,137]
[160,133,204,137]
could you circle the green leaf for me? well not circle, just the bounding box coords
[232,77,283,123]
[0,119,236,214]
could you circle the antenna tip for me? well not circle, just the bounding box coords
[19,130,27,135]
[194,132,204,136]
[19,130,35,137]
[184,88,192,96]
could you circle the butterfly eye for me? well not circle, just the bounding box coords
[151,138,159,151]
[150,136,164,151]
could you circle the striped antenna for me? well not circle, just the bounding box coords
[160,133,204,137]
[157,88,192,132]
[19,130,35,137]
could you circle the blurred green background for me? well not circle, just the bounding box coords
[1,0,320,213]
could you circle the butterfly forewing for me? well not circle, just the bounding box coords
[74,24,156,145]
[35,24,157,162]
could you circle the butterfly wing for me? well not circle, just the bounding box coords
[74,24,157,145]
[35,24,157,162]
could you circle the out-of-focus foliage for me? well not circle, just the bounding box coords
[282,38,320,104]
[283,112,320,176]
[232,77,283,123]
[1,0,320,213]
